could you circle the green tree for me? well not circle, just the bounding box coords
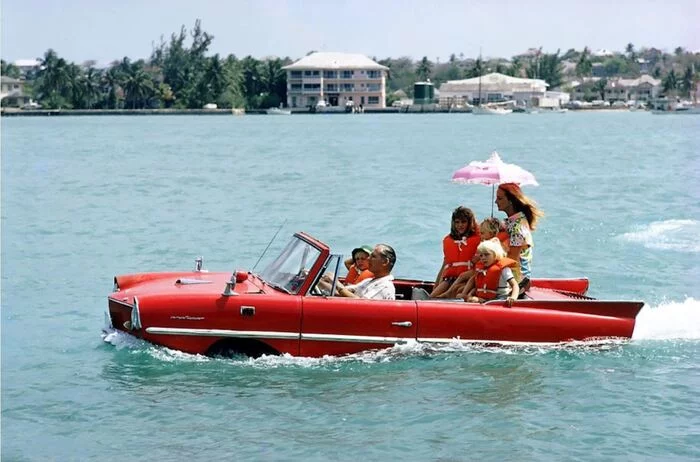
[416,56,432,81]
[35,49,71,108]
[593,78,608,100]
[625,43,636,61]
[527,50,563,88]
[679,66,695,97]
[102,67,121,109]
[663,69,678,94]
[576,47,592,77]
[81,67,103,109]
[237,56,262,109]
[504,57,523,77]
[1,60,21,79]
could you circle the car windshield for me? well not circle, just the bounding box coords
[259,236,322,294]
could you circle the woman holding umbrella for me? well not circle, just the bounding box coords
[495,183,544,282]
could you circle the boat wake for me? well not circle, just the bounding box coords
[619,219,700,252]
[632,297,700,340]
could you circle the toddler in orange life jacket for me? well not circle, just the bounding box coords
[430,206,480,298]
[479,217,510,253]
[463,238,519,307]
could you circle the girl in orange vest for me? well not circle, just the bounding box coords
[430,206,480,297]
[464,238,519,306]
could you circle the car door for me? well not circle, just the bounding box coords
[299,296,417,357]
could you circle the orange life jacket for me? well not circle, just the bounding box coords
[442,234,480,278]
[474,257,517,300]
[497,231,510,250]
[345,266,373,285]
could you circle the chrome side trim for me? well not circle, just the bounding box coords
[145,327,300,340]
[144,327,409,344]
[418,337,561,346]
[301,333,407,344]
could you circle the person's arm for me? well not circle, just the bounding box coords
[343,257,353,270]
[505,278,519,307]
[434,258,447,286]
[334,280,360,298]
[461,275,476,299]
[507,245,523,281]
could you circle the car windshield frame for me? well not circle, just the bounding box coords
[259,235,324,295]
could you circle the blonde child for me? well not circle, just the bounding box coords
[463,238,519,306]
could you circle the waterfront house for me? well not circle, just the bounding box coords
[570,76,661,103]
[282,52,389,109]
[13,59,41,77]
[0,76,31,108]
[438,73,548,107]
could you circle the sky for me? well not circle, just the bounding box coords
[2,0,699,65]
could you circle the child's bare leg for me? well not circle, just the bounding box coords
[430,280,449,297]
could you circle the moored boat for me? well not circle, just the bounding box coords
[266,107,292,115]
[106,233,644,358]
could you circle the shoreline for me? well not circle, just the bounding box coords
[0,106,635,117]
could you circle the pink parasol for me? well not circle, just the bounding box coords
[451,151,538,215]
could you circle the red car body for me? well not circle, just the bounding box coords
[107,232,644,357]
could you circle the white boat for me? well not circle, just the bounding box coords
[471,52,512,115]
[651,100,700,114]
[472,105,513,115]
[539,107,568,114]
[266,107,292,115]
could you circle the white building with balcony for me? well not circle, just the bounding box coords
[282,52,389,109]
[570,75,661,102]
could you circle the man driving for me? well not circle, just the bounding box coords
[319,244,396,300]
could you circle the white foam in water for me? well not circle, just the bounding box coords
[632,297,700,340]
[620,219,700,252]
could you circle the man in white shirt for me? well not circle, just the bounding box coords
[322,244,396,300]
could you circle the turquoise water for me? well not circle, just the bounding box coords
[2,113,699,460]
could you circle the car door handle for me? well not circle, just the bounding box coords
[391,321,413,328]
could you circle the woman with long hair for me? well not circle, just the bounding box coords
[494,183,544,282]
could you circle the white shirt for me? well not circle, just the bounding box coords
[347,275,396,300]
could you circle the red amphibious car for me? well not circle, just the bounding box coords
[106,232,644,357]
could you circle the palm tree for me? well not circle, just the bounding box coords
[593,78,608,100]
[576,47,592,77]
[123,66,154,109]
[625,43,636,61]
[416,56,432,81]
[102,67,121,109]
[674,47,685,57]
[663,69,678,95]
[237,56,262,109]
[82,67,102,109]
[680,66,695,97]
[36,49,71,107]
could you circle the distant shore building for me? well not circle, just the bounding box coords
[438,73,548,106]
[282,52,389,109]
[570,75,661,102]
[1,76,31,107]
[13,59,41,76]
